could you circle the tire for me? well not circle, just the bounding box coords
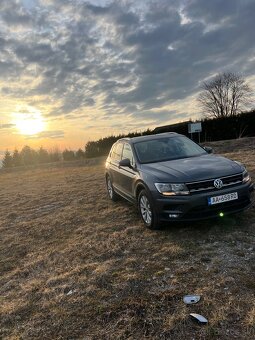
[106,175,119,201]
[138,189,161,229]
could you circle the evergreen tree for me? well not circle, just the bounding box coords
[12,149,22,167]
[49,148,61,162]
[20,146,38,165]
[38,147,49,163]
[76,148,85,159]
[2,150,13,168]
[63,149,75,161]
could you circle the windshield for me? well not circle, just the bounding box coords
[134,136,206,164]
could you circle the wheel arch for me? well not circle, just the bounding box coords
[135,181,149,199]
[105,171,112,181]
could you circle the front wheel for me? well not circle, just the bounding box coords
[138,190,161,229]
[106,175,119,201]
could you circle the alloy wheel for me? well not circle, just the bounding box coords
[139,194,152,225]
[107,177,113,198]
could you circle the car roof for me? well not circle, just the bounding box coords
[118,132,182,144]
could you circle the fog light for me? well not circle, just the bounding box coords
[169,214,179,218]
[219,212,224,217]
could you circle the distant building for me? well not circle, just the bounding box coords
[153,121,190,135]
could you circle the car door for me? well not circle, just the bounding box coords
[118,143,137,200]
[109,142,124,192]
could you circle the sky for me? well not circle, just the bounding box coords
[0,0,255,155]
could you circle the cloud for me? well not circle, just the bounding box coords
[0,0,254,131]
[132,109,179,122]
[25,130,65,140]
[0,0,32,27]
[183,0,252,25]
[0,123,15,129]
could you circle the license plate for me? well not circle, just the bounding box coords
[208,192,238,205]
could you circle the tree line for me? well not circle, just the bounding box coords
[2,146,86,169]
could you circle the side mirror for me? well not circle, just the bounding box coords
[203,146,213,154]
[119,158,131,167]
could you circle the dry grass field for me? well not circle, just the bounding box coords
[0,137,255,339]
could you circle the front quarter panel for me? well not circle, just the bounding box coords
[136,168,161,198]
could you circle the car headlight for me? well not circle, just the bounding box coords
[155,183,190,196]
[243,170,251,183]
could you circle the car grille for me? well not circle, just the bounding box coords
[186,173,243,194]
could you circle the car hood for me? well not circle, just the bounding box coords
[141,154,243,183]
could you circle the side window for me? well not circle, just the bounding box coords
[112,142,123,161]
[109,144,116,158]
[122,143,135,166]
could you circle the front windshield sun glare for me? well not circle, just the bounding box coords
[134,136,206,164]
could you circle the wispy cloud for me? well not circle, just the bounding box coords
[0,123,15,129]
[24,130,65,140]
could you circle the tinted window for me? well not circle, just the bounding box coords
[122,143,135,166]
[134,136,206,163]
[111,142,123,161]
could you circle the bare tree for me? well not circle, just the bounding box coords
[198,72,252,118]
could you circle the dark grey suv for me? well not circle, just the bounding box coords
[105,133,254,229]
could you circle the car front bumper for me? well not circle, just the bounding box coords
[153,181,254,221]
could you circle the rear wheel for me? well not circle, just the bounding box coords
[138,189,160,229]
[106,175,119,201]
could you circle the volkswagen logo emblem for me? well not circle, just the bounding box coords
[214,178,223,189]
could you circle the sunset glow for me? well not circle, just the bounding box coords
[13,109,45,136]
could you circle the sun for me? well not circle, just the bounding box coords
[13,107,45,135]
[15,117,44,135]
